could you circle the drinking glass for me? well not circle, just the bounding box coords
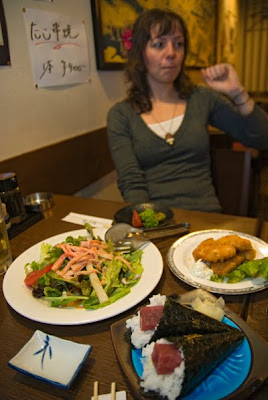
[0,199,12,275]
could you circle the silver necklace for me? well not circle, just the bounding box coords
[151,103,178,145]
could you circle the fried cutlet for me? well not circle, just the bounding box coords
[192,234,256,276]
[216,235,253,251]
[193,239,236,263]
[210,253,246,276]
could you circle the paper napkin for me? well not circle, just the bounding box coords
[62,212,112,228]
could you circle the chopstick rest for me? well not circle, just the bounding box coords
[92,381,126,400]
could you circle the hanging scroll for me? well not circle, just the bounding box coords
[23,8,90,87]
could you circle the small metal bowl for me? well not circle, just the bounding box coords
[24,192,55,212]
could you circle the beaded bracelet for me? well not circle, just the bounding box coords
[231,88,245,102]
[235,94,250,106]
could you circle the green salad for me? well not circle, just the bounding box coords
[139,209,166,228]
[211,257,268,283]
[24,225,143,309]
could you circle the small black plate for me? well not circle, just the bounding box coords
[114,202,174,227]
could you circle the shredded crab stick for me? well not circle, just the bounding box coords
[49,239,135,304]
[52,240,110,275]
[24,230,144,310]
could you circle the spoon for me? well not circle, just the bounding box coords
[105,222,190,251]
[105,223,147,251]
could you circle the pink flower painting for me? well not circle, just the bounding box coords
[122,27,132,51]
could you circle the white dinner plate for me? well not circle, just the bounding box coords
[167,229,268,294]
[3,229,163,325]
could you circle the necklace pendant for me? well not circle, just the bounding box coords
[165,133,174,145]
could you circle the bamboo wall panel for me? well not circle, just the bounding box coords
[243,0,268,93]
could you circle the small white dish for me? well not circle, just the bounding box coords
[8,330,92,388]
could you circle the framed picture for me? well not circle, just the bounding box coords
[90,0,216,71]
[0,0,10,65]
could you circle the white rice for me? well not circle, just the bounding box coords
[126,294,166,349]
[141,338,185,400]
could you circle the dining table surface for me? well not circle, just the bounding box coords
[0,194,267,400]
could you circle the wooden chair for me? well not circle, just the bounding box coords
[210,148,253,216]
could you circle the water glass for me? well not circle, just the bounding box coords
[0,199,12,275]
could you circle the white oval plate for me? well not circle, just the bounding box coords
[3,229,163,325]
[167,229,268,294]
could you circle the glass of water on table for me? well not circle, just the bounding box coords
[0,198,12,275]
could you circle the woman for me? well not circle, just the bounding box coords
[107,8,268,212]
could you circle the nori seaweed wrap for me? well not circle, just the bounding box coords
[140,329,245,399]
[169,330,245,398]
[150,296,234,342]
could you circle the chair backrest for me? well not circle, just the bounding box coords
[211,148,252,216]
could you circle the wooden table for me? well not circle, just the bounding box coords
[261,221,268,243]
[0,194,267,400]
[245,221,268,347]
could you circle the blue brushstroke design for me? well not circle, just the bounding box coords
[33,334,53,369]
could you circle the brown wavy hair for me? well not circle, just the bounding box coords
[125,8,195,113]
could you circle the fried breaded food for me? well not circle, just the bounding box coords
[193,239,236,262]
[241,248,256,260]
[216,235,252,251]
[192,234,256,276]
[210,253,246,276]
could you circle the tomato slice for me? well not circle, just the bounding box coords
[24,264,52,287]
[132,210,143,227]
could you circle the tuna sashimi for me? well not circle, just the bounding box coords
[140,305,164,331]
[151,343,183,374]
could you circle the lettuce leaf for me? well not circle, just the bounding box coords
[227,257,268,283]
[83,286,132,310]
[45,295,89,307]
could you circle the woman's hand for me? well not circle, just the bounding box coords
[201,63,243,98]
[201,63,254,115]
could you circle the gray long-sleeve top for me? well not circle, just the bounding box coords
[107,86,268,212]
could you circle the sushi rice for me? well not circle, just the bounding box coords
[126,294,166,349]
[141,338,185,400]
[126,293,243,400]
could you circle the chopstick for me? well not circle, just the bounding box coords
[94,381,98,400]
[111,382,116,400]
[93,381,116,400]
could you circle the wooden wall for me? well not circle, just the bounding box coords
[0,128,114,197]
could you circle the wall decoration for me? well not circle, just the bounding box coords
[243,0,268,93]
[217,1,239,67]
[0,0,10,65]
[23,8,90,88]
[91,0,216,70]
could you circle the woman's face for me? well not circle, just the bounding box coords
[143,23,185,86]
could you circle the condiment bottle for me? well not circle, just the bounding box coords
[0,172,26,224]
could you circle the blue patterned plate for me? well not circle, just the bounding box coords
[8,330,92,388]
